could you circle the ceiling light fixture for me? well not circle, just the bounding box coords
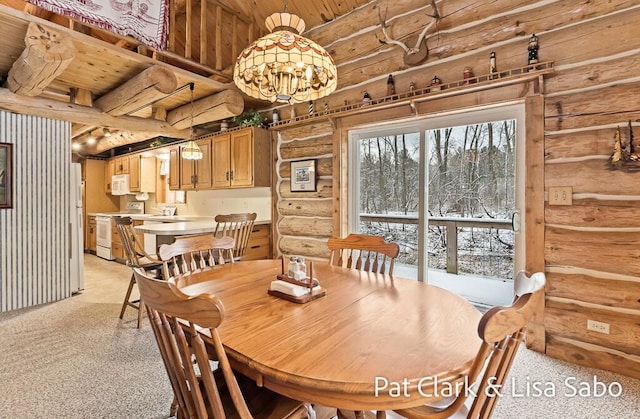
[233,0,337,104]
[181,83,203,160]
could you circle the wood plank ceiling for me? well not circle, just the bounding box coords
[0,0,372,156]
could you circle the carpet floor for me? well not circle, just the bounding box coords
[0,254,638,418]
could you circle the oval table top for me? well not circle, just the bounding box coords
[178,259,483,411]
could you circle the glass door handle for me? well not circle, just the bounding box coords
[511,211,521,232]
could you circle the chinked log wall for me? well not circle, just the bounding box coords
[272,0,640,378]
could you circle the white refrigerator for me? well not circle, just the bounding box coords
[70,163,84,293]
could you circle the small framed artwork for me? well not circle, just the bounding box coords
[0,143,12,209]
[290,159,316,192]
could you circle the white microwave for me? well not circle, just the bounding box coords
[111,174,130,195]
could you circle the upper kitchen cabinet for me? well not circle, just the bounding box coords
[106,154,156,193]
[128,154,140,191]
[212,127,270,189]
[168,147,180,190]
[104,159,115,193]
[137,156,156,193]
[113,156,130,175]
[179,138,212,190]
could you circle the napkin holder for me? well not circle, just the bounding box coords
[268,257,327,303]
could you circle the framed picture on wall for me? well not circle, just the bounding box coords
[0,143,12,209]
[290,159,316,192]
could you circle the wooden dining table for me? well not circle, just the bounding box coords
[178,259,483,411]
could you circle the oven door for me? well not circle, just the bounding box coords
[96,216,114,260]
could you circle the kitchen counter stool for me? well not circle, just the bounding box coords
[114,216,163,328]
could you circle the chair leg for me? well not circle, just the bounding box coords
[120,273,144,328]
[137,299,144,329]
[119,273,136,320]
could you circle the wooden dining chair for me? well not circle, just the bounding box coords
[391,272,547,419]
[327,233,400,275]
[213,212,257,261]
[132,267,309,419]
[114,216,163,328]
[158,234,235,280]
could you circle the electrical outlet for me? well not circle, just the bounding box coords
[548,186,573,205]
[587,319,610,334]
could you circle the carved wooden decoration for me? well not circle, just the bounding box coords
[377,0,440,66]
[6,22,75,96]
[608,122,640,171]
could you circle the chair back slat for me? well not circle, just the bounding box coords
[114,216,160,269]
[327,234,400,275]
[134,267,254,419]
[214,213,257,261]
[158,234,235,279]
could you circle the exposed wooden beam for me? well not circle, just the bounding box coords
[94,65,178,116]
[70,88,92,106]
[6,22,74,96]
[166,89,244,129]
[0,87,191,138]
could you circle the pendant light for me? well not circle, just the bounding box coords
[182,83,203,160]
[233,0,337,104]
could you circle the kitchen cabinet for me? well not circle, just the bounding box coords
[104,159,115,193]
[243,223,272,260]
[130,155,156,193]
[106,153,156,193]
[168,147,180,190]
[212,127,271,189]
[111,220,124,261]
[128,154,140,191]
[180,138,212,190]
[87,216,97,253]
[113,156,129,174]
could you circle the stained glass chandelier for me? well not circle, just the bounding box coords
[233,3,337,104]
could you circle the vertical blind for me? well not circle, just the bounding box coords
[0,110,71,312]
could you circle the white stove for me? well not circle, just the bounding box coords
[95,202,144,260]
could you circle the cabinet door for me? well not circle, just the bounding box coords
[120,156,130,174]
[168,147,180,190]
[213,134,231,188]
[180,138,212,190]
[88,217,97,252]
[139,156,156,192]
[105,159,115,193]
[113,157,127,174]
[128,154,141,192]
[230,129,254,187]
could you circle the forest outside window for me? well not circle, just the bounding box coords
[348,104,526,307]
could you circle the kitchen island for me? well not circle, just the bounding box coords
[134,218,272,260]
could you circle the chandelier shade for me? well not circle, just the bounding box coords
[233,12,337,104]
[182,139,203,160]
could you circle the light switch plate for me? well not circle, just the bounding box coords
[548,186,573,205]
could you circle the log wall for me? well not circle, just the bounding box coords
[271,0,640,378]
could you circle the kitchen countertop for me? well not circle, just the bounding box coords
[133,217,271,235]
[130,215,216,222]
[134,220,217,235]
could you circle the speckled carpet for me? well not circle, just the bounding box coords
[0,255,638,418]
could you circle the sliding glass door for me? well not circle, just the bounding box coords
[349,103,525,306]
